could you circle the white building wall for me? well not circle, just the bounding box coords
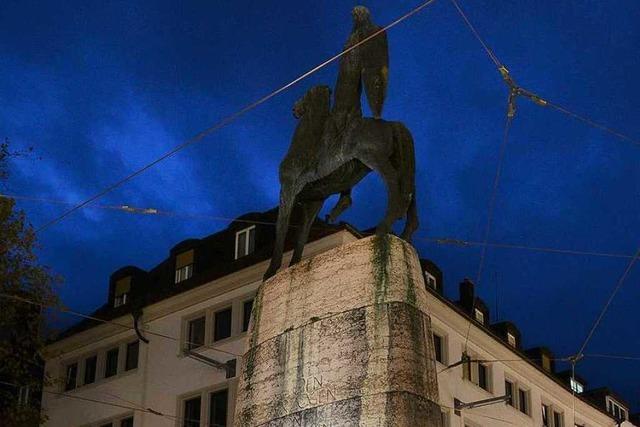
[41,232,627,427]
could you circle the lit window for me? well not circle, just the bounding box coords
[175,249,194,284]
[214,308,232,342]
[104,347,119,378]
[114,277,131,308]
[433,333,444,364]
[507,332,516,347]
[84,355,97,385]
[242,299,254,332]
[570,378,584,394]
[183,396,201,427]
[65,362,77,391]
[210,389,229,427]
[235,226,256,259]
[424,271,437,290]
[125,341,139,371]
[187,317,206,351]
[474,308,484,324]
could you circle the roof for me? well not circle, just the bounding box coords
[53,208,359,342]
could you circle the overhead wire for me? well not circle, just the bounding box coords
[575,245,640,359]
[7,193,636,261]
[0,293,243,359]
[34,0,439,234]
[447,1,640,417]
[448,0,640,148]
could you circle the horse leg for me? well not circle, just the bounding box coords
[264,181,302,281]
[360,156,403,236]
[290,199,324,266]
[400,194,419,242]
[325,190,352,223]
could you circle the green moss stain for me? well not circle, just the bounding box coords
[371,235,392,306]
[401,243,417,307]
[244,285,263,390]
[294,328,306,411]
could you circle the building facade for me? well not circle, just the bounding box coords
[40,210,637,427]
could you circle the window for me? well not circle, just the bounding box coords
[183,396,201,427]
[424,271,437,290]
[477,362,489,391]
[214,308,232,342]
[474,308,484,324]
[17,385,30,405]
[104,347,119,378]
[518,388,529,415]
[507,332,516,347]
[84,355,97,385]
[440,409,449,426]
[114,277,131,308]
[542,404,550,426]
[569,378,584,394]
[125,341,139,371]
[505,380,514,407]
[235,226,256,259]
[187,317,206,350]
[242,299,254,332]
[65,363,78,391]
[433,333,444,364]
[554,411,564,427]
[175,249,194,284]
[209,389,228,427]
[606,397,627,420]
[99,415,133,427]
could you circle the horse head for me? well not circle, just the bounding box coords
[293,85,331,119]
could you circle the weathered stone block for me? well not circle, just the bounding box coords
[235,235,442,426]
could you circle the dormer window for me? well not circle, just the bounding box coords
[175,249,194,284]
[570,378,584,394]
[507,332,517,347]
[474,308,484,324]
[606,397,626,420]
[114,276,131,307]
[235,226,256,259]
[424,271,437,290]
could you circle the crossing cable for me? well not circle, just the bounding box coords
[449,0,640,147]
[7,193,635,261]
[34,0,439,234]
[0,293,243,358]
[463,111,514,351]
[574,245,640,359]
[0,380,200,425]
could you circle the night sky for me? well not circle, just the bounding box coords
[2,0,639,411]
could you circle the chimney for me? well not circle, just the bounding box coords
[459,278,475,313]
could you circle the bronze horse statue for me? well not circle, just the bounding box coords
[263,7,418,280]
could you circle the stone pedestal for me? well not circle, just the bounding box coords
[235,235,442,426]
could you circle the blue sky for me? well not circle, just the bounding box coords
[1,0,639,410]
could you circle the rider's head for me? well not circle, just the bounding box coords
[352,6,371,25]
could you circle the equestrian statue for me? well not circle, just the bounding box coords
[264,6,418,280]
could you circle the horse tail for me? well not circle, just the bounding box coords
[392,122,419,240]
[391,122,416,198]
